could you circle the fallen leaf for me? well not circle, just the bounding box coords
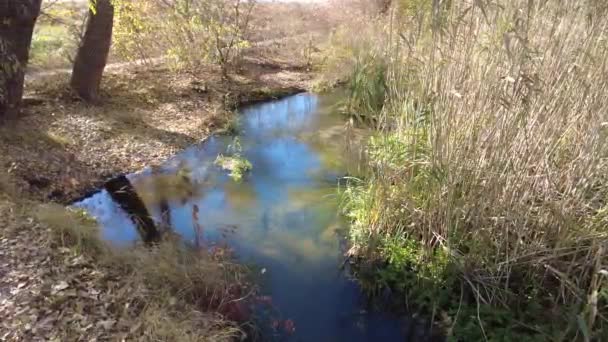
[97,319,116,330]
[52,281,69,293]
[129,321,143,334]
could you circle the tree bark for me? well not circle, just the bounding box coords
[70,0,114,102]
[0,0,42,118]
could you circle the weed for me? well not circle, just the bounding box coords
[215,137,253,182]
[344,55,387,124]
[221,116,241,135]
[215,155,252,182]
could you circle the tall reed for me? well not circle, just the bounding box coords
[340,0,608,339]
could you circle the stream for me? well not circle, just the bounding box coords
[75,93,424,341]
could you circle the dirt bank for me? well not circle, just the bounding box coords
[4,57,311,203]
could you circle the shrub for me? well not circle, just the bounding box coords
[113,0,255,75]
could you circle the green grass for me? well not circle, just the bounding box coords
[30,23,76,69]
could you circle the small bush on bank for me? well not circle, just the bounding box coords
[30,24,76,69]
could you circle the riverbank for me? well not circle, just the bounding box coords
[0,57,313,340]
[7,57,310,203]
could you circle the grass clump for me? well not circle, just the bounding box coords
[338,0,608,340]
[343,55,387,125]
[215,155,253,182]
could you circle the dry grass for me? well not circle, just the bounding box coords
[338,0,608,339]
[35,203,251,341]
[248,1,337,42]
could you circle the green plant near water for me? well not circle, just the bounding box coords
[338,0,608,340]
[215,137,253,182]
[343,55,387,125]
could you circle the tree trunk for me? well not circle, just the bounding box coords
[70,0,114,102]
[0,0,42,118]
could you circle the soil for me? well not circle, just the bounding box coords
[0,56,314,341]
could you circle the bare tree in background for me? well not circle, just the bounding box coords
[0,0,43,118]
[70,0,114,102]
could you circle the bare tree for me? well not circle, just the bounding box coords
[70,0,114,102]
[0,0,43,118]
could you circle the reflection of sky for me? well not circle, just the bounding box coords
[253,137,321,181]
[74,93,408,341]
[242,93,319,139]
[73,189,139,244]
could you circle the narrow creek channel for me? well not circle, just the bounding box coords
[75,93,420,341]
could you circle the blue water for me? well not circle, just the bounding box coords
[75,93,418,341]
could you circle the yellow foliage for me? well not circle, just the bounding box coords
[112,0,255,72]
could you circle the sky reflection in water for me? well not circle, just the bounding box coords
[76,93,410,341]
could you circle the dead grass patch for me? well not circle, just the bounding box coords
[34,203,251,341]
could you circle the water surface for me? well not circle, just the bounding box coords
[76,93,416,341]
